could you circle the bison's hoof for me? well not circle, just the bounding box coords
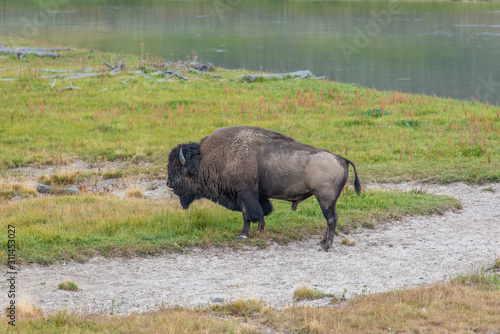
[319,241,330,252]
[237,235,248,240]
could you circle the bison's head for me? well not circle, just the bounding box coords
[167,143,202,209]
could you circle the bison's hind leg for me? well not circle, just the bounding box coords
[255,197,272,233]
[319,202,339,252]
[256,217,266,233]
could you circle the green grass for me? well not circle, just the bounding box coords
[58,280,79,291]
[293,286,337,301]
[0,189,460,264]
[1,35,499,183]
[0,36,471,266]
[453,269,500,291]
[482,186,497,193]
[210,299,264,318]
[101,169,125,179]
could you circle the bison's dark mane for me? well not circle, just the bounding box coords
[205,192,273,221]
[169,139,274,221]
[210,194,241,211]
[200,175,273,221]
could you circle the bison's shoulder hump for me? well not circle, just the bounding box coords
[210,126,295,143]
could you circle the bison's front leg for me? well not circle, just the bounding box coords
[239,217,265,239]
[319,204,338,252]
[238,220,251,239]
[237,191,264,240]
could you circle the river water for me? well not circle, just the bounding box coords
[1,1,499,103]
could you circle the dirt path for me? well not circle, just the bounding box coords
[5,182,500,315]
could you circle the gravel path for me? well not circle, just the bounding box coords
[5,182,500,315]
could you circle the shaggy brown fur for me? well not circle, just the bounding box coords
[167,126,361,251]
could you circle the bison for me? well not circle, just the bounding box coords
[167,126,361,251]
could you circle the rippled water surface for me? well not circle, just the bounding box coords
[1,1,499,103]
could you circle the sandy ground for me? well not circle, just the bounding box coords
[2,166,499,315]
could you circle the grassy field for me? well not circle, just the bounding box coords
[1,35,499,183]
[0,35,468,264]
[0,189,460,264]
[1,36,498,333]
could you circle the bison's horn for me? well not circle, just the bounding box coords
[179,148,186,165]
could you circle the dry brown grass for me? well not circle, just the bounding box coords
[341,238,356,246]
[0,182,36,201]
[17,297,43,319]
[2,277,499,333]
[4,294,43,323]
[269,281,500,333]
[0,308,257,333]
[493,257,500,271]
[126,188,144,198]
[38,171,80,186]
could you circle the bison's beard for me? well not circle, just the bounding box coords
[179,194,201,209]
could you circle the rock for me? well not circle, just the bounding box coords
[36,184,51,193]
[37,184,79,195]
[212,298,224,303]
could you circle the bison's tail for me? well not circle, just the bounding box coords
[345,158,361,195]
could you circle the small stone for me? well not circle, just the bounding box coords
[212,298,223,303]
